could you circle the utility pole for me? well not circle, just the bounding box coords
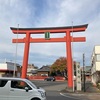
[13,24,19,77]
[83,53,85,92]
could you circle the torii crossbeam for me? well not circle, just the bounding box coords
[10,24,88,89]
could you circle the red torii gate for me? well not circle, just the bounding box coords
[10,24,88,89]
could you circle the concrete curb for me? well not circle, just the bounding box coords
[60,92,100,100]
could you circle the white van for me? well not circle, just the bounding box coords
[0,77,46,100]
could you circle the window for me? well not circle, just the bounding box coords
[11,80,32,90]
[0,80,8,87]
[96,54,100,61]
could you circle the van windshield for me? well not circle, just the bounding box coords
[26,79,37,89]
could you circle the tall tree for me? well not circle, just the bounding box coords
[50,57,67,76]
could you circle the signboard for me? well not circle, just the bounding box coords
[76,62,81,91]
[45,32,50,39]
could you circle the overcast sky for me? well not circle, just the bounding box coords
[0,0,100,68]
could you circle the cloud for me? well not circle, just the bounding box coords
[0,0,100,67]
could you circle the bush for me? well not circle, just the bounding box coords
[97,82,100,89]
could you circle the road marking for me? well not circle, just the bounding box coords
[60,93,81,100]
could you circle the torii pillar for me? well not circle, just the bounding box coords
[10,24,88,89]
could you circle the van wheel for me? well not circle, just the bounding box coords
[31,98,40,100]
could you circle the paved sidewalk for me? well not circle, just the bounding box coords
[61,92,100,100]
[61,81,100,100]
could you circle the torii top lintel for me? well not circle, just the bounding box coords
[10,24,88,34]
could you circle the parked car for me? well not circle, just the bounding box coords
[0,77,46,100]
[44,77,56,81]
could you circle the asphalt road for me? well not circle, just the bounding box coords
[47,91,69,100]
[31,80,67,88]
[31,80,88,100]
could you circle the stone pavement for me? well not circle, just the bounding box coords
[84,82,100,93]
[60,92,100,100]
[61,81,100,100]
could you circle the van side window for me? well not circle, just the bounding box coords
[11,80,32,90]
[0,80,8,87]
[11,81,19,88]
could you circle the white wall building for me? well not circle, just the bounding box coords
[91,46,100,85]
[27,64,38,76]
[0,62,18,77]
